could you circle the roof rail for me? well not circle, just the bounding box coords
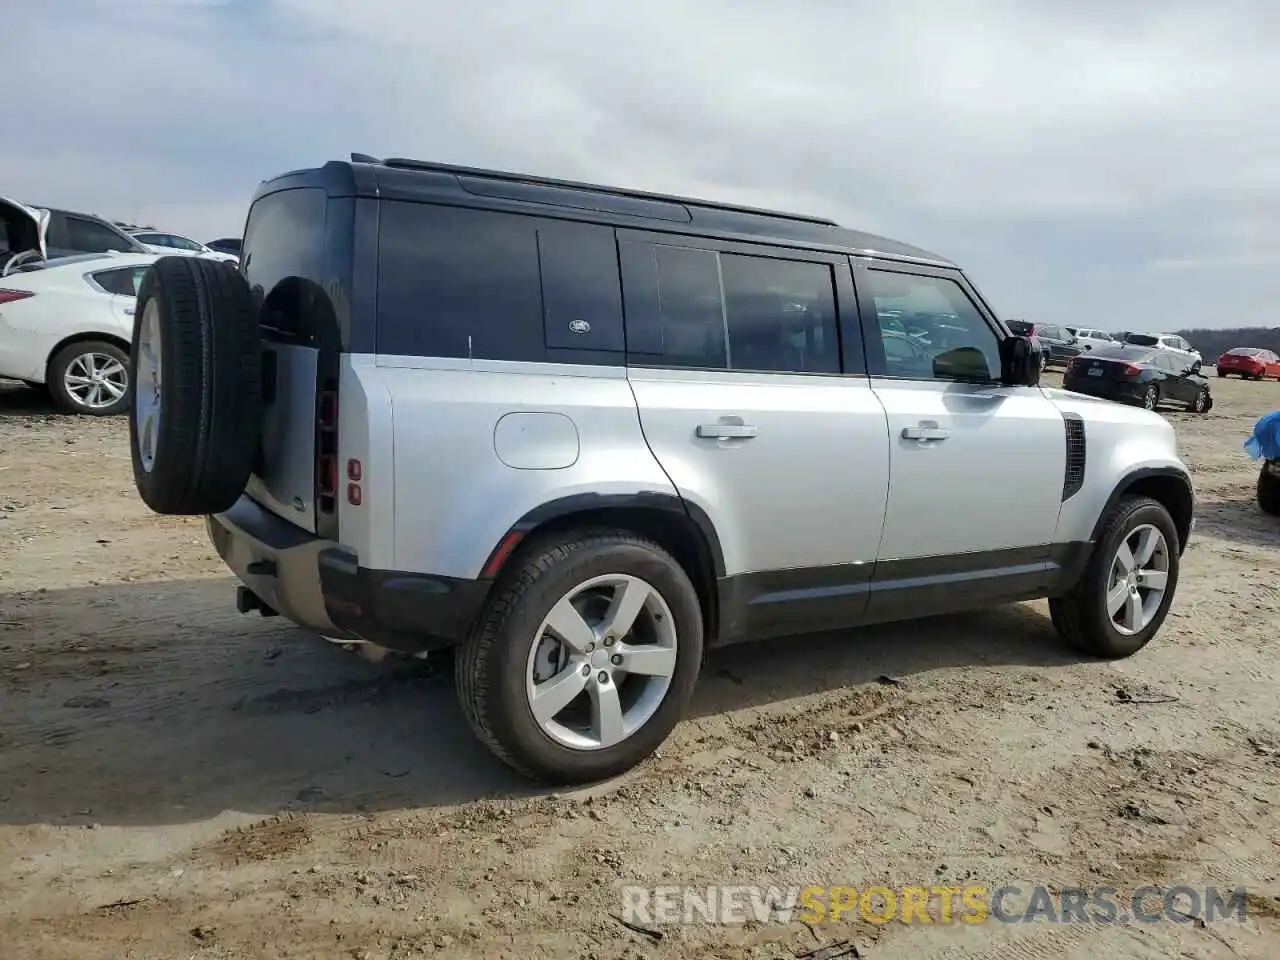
[378,155,838,226]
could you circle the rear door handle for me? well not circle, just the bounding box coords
[697,423,758,439]
[902,426,949,441]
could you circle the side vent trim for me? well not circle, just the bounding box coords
[1063,414,1086,501]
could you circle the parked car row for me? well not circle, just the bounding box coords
[2,196,239,274]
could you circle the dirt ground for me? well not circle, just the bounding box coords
[1,372,1278,960]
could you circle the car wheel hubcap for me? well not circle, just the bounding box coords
[64,351,127,410]
[1106,524,1170,637]
[134,299,162,470]
[1144,388,1157,409]
[525,573,678,751]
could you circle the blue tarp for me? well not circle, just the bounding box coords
[1244,410,1280,460]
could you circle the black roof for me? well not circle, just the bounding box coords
[253,154,955,268]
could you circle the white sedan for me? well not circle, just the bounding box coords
[128,229,238,263]
[0,251,158,415]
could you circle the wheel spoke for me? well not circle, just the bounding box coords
[64,375,93,386]
[101,378,126,400]
[616,641,676,677]
[1138,569,1167,591]
[530,666,588,724]
[589,678,626,747]
[1106,582,1130,617]
[600,578,650,640]
[543,597,596,654]
[1132,528,1160,567]
[1122,590,1143,632]
[100,359,125,379]
[1114,541,1135,574]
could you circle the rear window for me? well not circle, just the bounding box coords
[1006,320,1032,335]
[1227,347,1261,356]
[241,187,326,337]
[1124,333,1159,347]
[91,266,145,296]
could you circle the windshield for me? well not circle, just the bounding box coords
[1124,333,1159,347]
[1227,347,1262,356]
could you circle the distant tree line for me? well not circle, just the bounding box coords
[1173,327,1280,359]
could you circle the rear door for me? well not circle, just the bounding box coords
[856,262,1066,615]
[620,231,891,637]
[239,187,328,533]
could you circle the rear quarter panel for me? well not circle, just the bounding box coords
[364,357,679,580]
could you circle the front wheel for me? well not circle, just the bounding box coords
[1187,388,1210,414]
[47,340,130,415]
[456,530,704,784]
[1050,496,1179,658]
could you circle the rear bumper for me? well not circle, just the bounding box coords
[207,495,491,652]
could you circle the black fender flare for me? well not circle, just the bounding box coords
[1089,466,1195,554]
[478,491,725,580]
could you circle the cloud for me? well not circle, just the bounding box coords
[5,0,1279,329]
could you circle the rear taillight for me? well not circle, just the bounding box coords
[317,381,338,514]
[1122,364,1141,376]
[0,289,35,304]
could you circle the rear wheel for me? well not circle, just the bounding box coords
[456,530,703,784]
[1050,496,1179,658]
[1141,385,1159,410]
[1259,464,1280,517]
[47,340,130,416]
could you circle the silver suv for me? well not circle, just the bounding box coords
[126,155,1195,785]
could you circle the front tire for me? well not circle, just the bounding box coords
[1050,496,1180,658]
[456,530,703,784]
[47,340,130,416]
[1187,387,1210,413]
[1259,464,1280,517]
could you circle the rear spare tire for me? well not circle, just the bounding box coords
[130,256,261,515]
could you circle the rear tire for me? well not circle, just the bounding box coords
[1141,385,1159,410]
[1050,496,1180,659]
[456,529,703,784]
[129,256,261,515]
[47,340,130,416]
[1259,464,1280,517]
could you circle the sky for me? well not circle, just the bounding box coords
[6,0,1279,331]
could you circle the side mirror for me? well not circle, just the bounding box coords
[999,335,1039,386]
[1190,360,1202,374]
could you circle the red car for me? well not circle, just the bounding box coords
[1215,347,1280,380]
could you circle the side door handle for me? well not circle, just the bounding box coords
[697,422,758,439]
[902,425,949,441]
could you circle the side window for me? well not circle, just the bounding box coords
[66,217,131,253]
[91,267,142,296]
[168,235,203,251]
[864,270,1003,382]
[721,254,840,374]
[377,203,624,362]
[619,241,841,374]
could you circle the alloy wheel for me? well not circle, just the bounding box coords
[1105,524,1170,637]
[63,352,127,411]
[524,573,678,751]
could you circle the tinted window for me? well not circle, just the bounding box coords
[91,266,145,296]
[865,270,1002,381]
[1228,347,1261,356]
[619,243,842,374]
[1006,320,1032,336]
[377,203,624,362]
[241,188,327,339]
[166,234,203,251]
[66,217,133,253]
[721,254,839,374]
[1125,333,1159,347]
